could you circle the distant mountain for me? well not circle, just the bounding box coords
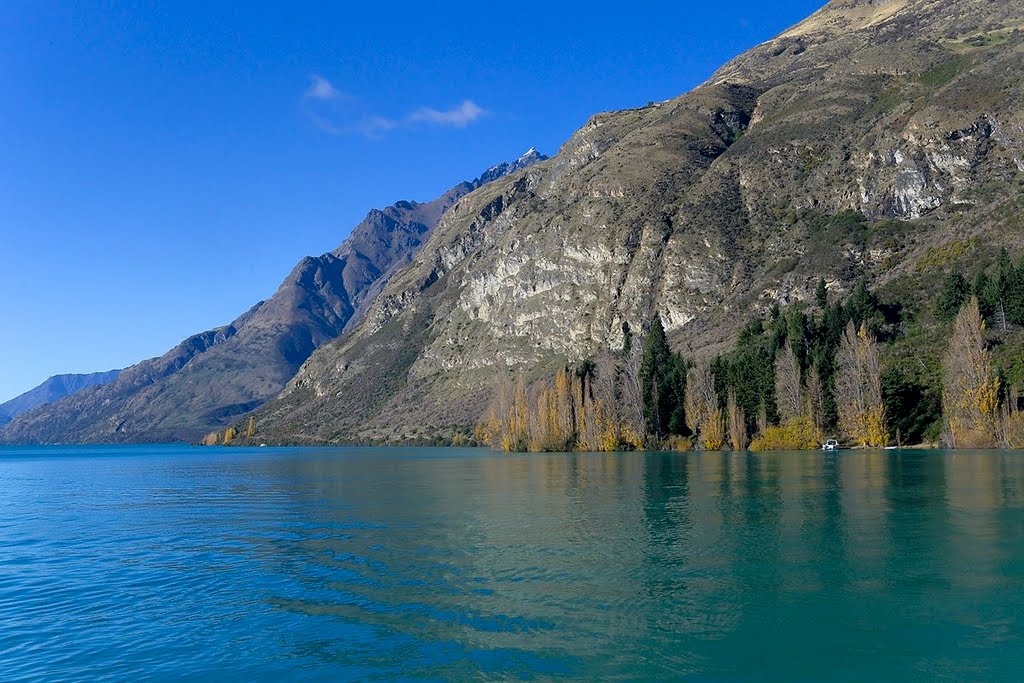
[0,370,121,426]
[0,149,546,444]
[246,0,1024,444]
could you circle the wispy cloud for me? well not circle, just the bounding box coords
[304,74,344,101]
[301,76,488,138]
[409,100,488,128]
[359,116,399,137]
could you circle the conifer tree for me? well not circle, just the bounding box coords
[936,269,971,322]
[815,278,828,309]
[639,318,671,437]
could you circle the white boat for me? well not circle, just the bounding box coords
[822,439,839,452]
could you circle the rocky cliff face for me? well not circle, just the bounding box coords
[249,0,1024,444]
[0,150,545,444]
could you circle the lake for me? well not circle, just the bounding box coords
[1,446,1023,681]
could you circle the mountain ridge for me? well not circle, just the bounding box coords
[0,149,546,444]
[0,370,121,427]
[243,0,1024,444]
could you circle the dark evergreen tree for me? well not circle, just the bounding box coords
[995,248,1024,325]
[721,327,777,431]
[973,270,998,321]
[881,366,942,445]
[815,278,828,309]
[936,269,970,322]
[638,318,688,437]
[786,308,810,371]
[846,278,882,332]
[666,354,689,436]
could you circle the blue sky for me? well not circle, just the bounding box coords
[0,0,826,403]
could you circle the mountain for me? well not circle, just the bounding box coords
[0,149,546,444]
[0,370,121,426]
[246,0,1024,444]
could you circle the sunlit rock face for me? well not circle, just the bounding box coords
[255,0,1024,443]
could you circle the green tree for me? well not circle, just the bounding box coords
[846,278,883,333]
[638,317,687,438]
[936,269,970,322]
[666,355,689,435]
[815,278,828,309]
[881,366,941,445]
[996,248,1024,325]
[974,270,998,321]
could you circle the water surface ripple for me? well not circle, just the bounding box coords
[1,446,1023,681]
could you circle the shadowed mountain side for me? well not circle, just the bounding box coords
[0,370,122,426]
[0,150,546,444]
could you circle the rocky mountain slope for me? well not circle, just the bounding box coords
[0,370,121,426]
[0,149,545,444]
[247,0,1024,444]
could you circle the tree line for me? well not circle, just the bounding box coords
[478,266,1024,451]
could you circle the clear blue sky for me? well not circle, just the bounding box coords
[0,0,826,403]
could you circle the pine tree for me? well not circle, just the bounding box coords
[974,270,998,321]
[639,318,672,437]
[815,278,828,309]
[936,269,971,322]
[996,248,1024,325]
[846,278,881,332]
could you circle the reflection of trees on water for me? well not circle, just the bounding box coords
[256,449,1024,678]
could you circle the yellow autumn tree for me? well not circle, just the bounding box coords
[750,415,823,451]
[575,354,625,452]
[685,362,724,450]
[478,375,529,451]
[526,368,576,452]
[943,296,1000,448]
[727,389,746,451]
[774,345,803,422]
[806,365,825,432]
[835,321,888,448]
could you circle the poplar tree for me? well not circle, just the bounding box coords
[943,297,1000,448]
[835,321,887,447]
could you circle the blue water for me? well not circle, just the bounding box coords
[1,446,1023,681]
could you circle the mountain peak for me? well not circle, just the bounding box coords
[476,147,548,186]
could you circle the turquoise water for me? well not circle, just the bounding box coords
[1,446,1023,681]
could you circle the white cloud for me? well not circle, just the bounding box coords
[409,100,488,128]
[304,75,343,101]
[358,116,399,137]
[302,78,487,137]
